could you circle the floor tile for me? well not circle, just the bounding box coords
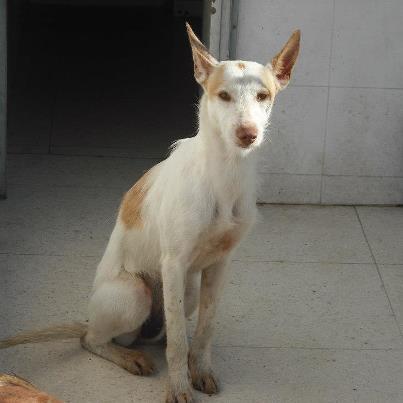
[213,347,403,403]
[188,261,402,349]
[1,344,403,403]
[0,254,94,330]
[0,185,119,256]
[0,343,167,403]
[235,205,372,263]
[379,264,403,331]
[6,154,160,190]
[356,207,403,264]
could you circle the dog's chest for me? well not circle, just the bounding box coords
[190,219,246,271]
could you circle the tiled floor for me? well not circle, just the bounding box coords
[1,154,403,403]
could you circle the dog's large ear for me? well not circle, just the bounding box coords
[269,30,300,90]
[186,22,218,86]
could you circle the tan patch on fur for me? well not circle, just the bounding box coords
[260,69,278,100]
[237,62,246,70]
[271,30,300,86]
[0,374,63,403]
[81,338,155,376]
[206,64,226,96]
[120,168,154,229]
[114,344,155,375]
[218,230,237,252]
[191,227,241,270]
[186,22,218,86]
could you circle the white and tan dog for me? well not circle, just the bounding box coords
[0,23,300,403]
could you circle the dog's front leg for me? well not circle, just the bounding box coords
[189,259,228,395]
[162,257,193,403]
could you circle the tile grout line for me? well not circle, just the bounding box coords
[0,251,99,258]
[258,173,403,179]
[3,251,399,266]
[212,344,403,352]
[319,0,336,203]
[232,259,373,265]
[354,206,403,338]
[7,154,403,180]
[289,84,403,91]
[0,251,374,265]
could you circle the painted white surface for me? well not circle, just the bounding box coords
[236,0,403,204]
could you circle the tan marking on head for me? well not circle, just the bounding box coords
[120,168,154,228]
[237,62,246,70]
[260,68,278,100]
[206,64,226,96]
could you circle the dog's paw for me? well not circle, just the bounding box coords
[191,370,219,395]
[188,353,219,395]
[122,351,155,376]
[165,387,194,403]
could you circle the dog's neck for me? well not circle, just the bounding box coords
[195,94,258,211]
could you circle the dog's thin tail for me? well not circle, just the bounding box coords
[0,322,87,349]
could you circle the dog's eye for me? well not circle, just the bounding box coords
[218,91,231,102]
[257,92,270,102]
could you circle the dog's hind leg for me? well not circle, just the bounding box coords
[81,271,154,376]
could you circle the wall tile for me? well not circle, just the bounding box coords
[260,86,327,175]
[258,173,321,204]
[237,0,333,86]
[322,175,403,205]
[324,87,403,176]
[331,0,403,88]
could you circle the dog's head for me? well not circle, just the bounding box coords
[186,23,300,155]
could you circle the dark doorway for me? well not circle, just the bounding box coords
[8,1,203,159]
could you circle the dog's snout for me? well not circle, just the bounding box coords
[236,125,258,147]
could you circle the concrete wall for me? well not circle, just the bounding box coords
[236,0,403,205]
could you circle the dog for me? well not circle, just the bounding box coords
[0,373,63,402]
[0,23,300,403]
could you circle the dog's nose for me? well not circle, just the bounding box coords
[236,125,258,147]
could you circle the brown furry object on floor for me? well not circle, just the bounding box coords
[0,373,63,403]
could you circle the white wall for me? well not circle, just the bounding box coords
[236,0,403,205]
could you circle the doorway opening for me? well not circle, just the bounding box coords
[8,0,206,159]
